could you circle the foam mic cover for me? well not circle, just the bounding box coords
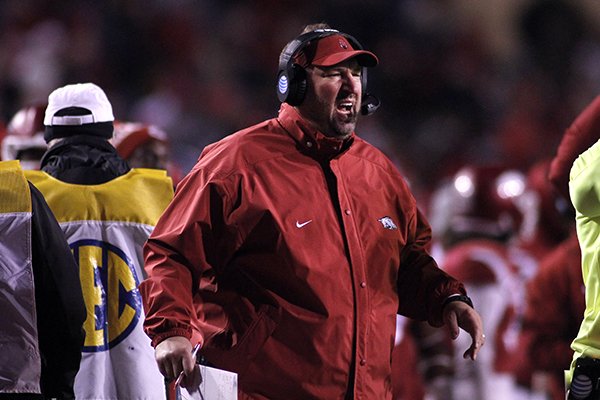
[361,93,381,116]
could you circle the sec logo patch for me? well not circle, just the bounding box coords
[71,239,142,352]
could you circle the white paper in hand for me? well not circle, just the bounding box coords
[179,365,238,400]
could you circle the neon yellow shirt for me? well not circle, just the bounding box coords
[568,138,600,385]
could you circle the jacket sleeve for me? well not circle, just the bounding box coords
[139,167,238,348]
[29,183,86,400]
[549,96,600,201]
[397,208,466,327]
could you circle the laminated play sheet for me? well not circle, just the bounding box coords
[179,365,237,400]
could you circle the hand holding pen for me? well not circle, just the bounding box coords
[175,342,201,387]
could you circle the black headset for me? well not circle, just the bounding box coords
[276,28,380,116]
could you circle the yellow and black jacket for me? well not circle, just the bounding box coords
[0,160,85,399]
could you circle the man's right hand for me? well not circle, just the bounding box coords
[155,336,198,388]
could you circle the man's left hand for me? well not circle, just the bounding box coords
[442,301,485,360]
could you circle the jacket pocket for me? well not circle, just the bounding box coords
[201,303,280,375]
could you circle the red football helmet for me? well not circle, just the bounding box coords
[513,159,572,243]
[111,121,169,169]
[111,120,182,185]
[1,103,48,169]
[445,165,526,243]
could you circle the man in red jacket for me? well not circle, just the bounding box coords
[140,23,484,400]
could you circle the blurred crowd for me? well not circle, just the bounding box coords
[1,0,599,199]
[2,1,600,399]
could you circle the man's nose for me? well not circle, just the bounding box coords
[341,71,361,92]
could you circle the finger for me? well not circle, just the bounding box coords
[173,349,196,388]
[165,352,187,382]
[157,360,168,378]
[445,310,459,339]
[182,364,201,389]
[172,358,185,379]
[156,351,177,380]
[463,333,486,360]
[182,349,196,376]
[161,360,177,381]
[463,346,475,360]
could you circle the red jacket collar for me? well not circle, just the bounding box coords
[276,103,354,159]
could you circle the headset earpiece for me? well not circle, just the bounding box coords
[277,64,306,105]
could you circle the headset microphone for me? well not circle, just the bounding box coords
[361,94,380,116]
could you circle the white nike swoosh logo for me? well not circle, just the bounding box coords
[296,220,313,228]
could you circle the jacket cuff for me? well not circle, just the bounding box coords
[428,283,467,327]
[151,328,193,348]
[442,294,474,309]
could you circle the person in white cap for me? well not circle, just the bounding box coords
[25,82,174,400]
[139,23,484,399]
[39,82,129,183]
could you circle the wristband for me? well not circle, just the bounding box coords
[443,294,474,309]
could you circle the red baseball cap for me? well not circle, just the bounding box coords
[296,34,378,68]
